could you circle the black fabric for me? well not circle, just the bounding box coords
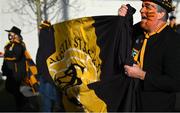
[175,92,180,111]
[88,5,137,112]
[36,26,55,84]
[37,4,139,112]
[1,61,13,78]
[2,42,26,83]
[133,24,180,111]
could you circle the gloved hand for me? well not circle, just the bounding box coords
[39,20,51,29]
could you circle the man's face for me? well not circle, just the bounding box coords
[140,1,160,32]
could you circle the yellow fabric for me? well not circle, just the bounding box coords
[23,76,37,93]
[24,50,32,59]
[139,33,151,68]
[24,50,39,93]
[25,61,29,72]
[29,75,38,93]
[29,66,38,75]
[4,57,16,61]
[41,22,50,27]
[46,17,107,112]
[29,74,38,85]
[24,60,38,85]
[63,84,107,112]
[132,48,140,66]
[139,23,168,69]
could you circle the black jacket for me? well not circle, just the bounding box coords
[133,23,180,111]
[1,41,26,93]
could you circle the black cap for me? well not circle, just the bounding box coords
[5,26,22,38]
[141,0,175,13]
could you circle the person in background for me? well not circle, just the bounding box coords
[36,21,64,112]
[119,0,180,111]
[169,15,177,31]
[1,26,27,111]
[1,26,40,111]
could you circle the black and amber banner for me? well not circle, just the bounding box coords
[37,5,136,112]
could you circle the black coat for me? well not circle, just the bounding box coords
[133,23,180,111]
[1,41,26,94]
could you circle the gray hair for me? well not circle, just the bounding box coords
[157,5,168,21]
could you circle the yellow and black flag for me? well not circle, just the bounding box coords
[37,5,138,112]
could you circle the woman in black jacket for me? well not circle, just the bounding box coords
[1,26,27,111]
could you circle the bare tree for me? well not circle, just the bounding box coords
[2,0,86,35]
[1,0,66,34]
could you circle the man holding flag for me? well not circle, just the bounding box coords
[119,0,180,111]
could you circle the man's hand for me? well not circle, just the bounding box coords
[118,4,128,16]
[124,64,146,80]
